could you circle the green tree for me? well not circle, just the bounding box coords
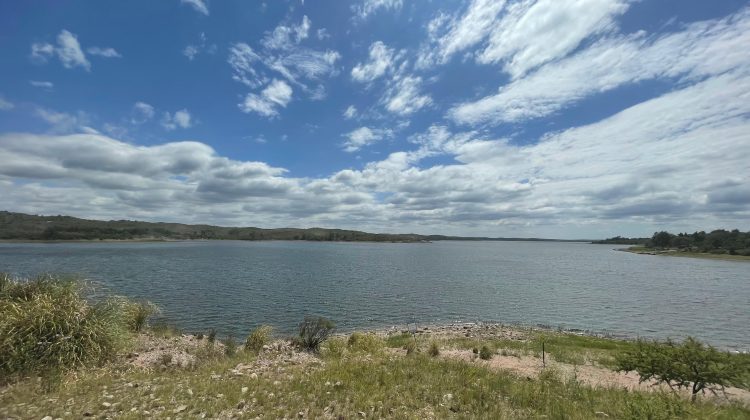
[615,337,748,401]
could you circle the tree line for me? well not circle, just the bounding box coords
[596,229,750,256]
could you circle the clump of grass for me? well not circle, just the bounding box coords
[224,335,238,356]
[0,274,130,381]
[347,332,384,354]
[472,347,479,354]
[121,300,159,332]
[244,325,273,353]
[296,316,335,353]
[150,320,181,338]
[207,328,216,344]
[196,332,204,340]
[405,340,416,355]
[322,336,347,358]
[428,341,440,357]
[159,353,173,366]
[479,345,493,360]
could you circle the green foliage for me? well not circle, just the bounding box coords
[224,335,238,357]
[120,300,159,332]
[347,332,385,354]
[479,345,493,360]
[428,341,440,357]
[0,275,130,380]
[296,316,335,352]
[405,340,416,355]
[615,337,749,400]
[322,337,347,358]
[244,325,273,353]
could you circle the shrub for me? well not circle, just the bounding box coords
[428,342,440,357]
[472,347,479,355]
[207,328,216,344]
[323,337,347,358]
[224,335,238,356]
[0,275,130,380]
[122,300,159,332]
[347,332,384,354]
[405,340,416,355]
[196,332,204,340]
[150,321,180,338]
[479,345,493,360]
[296,316,335,352]
[245,325,273,353]
[615,337,749,401]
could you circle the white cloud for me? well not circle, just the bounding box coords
[316,28,330,40]
[230,16,340,110]
[181,0,209,15]
[183,45,200,60]
[34,107,93,133]
[478,0,629,78]
[351,41,395,83]
[87,46,122,58]
[353,0,403,20]
[0,95,13,110]
[54,30,90,70]
[384,75,432,115]
[343,105,357,119]
[161,109,193,130]
[450,7,750,125]
[417,0,628,76]
[29,29,120,71]
[132,102,155,124]
[342,126,393,152]
[239,79,293,117]
[29,80,54,89]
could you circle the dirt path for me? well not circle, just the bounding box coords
[439,348,750,406]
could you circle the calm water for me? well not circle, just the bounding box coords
[1,240,748,350]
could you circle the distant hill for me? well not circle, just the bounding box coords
[0,211,426,242]
[0,211,592,243]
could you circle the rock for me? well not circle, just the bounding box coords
[42,416,53,420]
[595,412,609,418]
[357,411,366,418]
[187,389,193,396]
[249,372,258,379]
[297,411,305,418]
[101,402,112,408]
[241,387,249,394]
[174,405,188,414]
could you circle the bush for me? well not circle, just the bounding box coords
[296,316,335,352]
[428,342,440,357]
[323,337,347,358]
[480,345,493,360]
[224,335,238,356]
[405,340,416,355]
[615,337,749,401]
[0,275,130,380]
[207,328,216,344]
[245,325,273,353]
[121,300,159,332]
[347,332,384,354]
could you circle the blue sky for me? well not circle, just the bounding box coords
[0,0,749,238]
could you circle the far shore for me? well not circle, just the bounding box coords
[620,246,750,262]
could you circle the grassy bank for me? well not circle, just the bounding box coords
[2,275,749,419]
[623,246,750,262]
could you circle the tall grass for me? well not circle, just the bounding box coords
[245,325,273,353]
[0,274,147,381]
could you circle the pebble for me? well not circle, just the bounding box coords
[42,416,52,420]
[174,405,188,414]
[241,386,249,394]
[101,402,112,408]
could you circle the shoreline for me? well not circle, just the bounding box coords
[619,246,750,262]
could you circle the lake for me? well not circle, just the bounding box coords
[1,240,748,350]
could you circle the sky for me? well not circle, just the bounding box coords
[0,0,749,239]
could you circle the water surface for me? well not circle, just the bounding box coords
[1,240,748,350]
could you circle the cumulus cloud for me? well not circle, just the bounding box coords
[351,41,395,82]
[131,102,155,124]
[181,0,209,15]
[383,75,432,115]
[450,6,750,125]
[33,107,94,134]
[229,15,340,114]
[342,126,394,152]
[239,79,293,117]
[161,109,193,130]
[29,29,120,71]
[343,105,357,119]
